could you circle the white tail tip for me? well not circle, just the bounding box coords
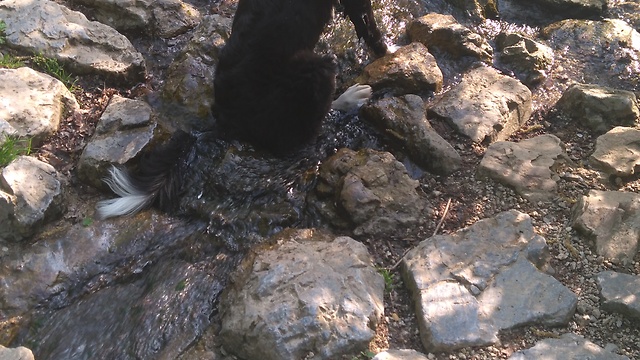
[95,166,153,219]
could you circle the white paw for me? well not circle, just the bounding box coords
[331,84,373,112]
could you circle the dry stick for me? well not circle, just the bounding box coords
[389,198,452,270]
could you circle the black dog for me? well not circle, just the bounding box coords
[96,0,387,219]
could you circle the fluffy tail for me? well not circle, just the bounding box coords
[95,130,197,220]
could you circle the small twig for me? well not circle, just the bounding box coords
[389,198,453,270]
[432,198,452,237]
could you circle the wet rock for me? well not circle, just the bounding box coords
[445,0,498,19]
[23,254,227,360]
[219,229,384,360]
[596,271,640,320]
[542,19,640,90]
[356,42,443,95]
[407,13,493,63]
[163,14,232,120]
[0,67,79,146]
[0,0,145,81]
[72,0,201,38]
[556,84,639,134]
[477,134,570,201]
[373,349,430,360]
[313,148,430,238]
[496,32,554,86]
[428,65,532,143]
[402,210,576,352]
[0,345,34,360]
[509,332,629,360]
[590,127,640,177]
[0,156,64,242]
[360,94,461,175]
[571,190,640,264]
[527,0,607,18]
[78,95,156,189]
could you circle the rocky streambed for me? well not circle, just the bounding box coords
[1,0,640,359]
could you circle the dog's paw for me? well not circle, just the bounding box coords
[331,84,373,112]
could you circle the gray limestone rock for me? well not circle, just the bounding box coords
[72,0,201,38]
[219,229,384,360]
[509,333,629,360]
[0,156,64,242]
[0,345,35,360]
[78,95,156,189]
[556,84,639,134]
[372,349,430,360]
[477,134,570,201]
[402,210,576,352]
[496,33,554,86]
[360,94,461,175]
[0,67,79,146]
[428,66,532,143]
[596,271,640,320]
[0,0,145,80]
[407,13,493,63]
[590,127,640,177]
[571,190,640,264]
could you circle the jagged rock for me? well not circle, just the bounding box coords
[360,94,461,175]
[0,67,79,146]
[596,271,640,320]
[72,0,201,38]
[477,134,570,201]
[571,190,640,264]
[509,333,629,360]
[219,229,384,360]
[496,33,554,86]
[402,210,576,352]
[428,66,532,143]
[556,84,639,134]
[163,14,232,119]
[78,95,156,189]
[590,127,640,177]
[0,156,64,242]
[0,345,34,360]
[528,0,607,18]
[373,349,430,360]
[356,42,443,95]
[0,0,145,81]
[313,148,431,238]
[407,13,493,63]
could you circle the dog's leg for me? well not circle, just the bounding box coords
[340,0,387,56]
[331,83,372,112]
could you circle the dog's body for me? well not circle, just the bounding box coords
[96,0,386,219]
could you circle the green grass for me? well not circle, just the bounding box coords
[377,267,395,294]
[0,20,6,45]
[0,134,32,167]
[0,53,25,69]
[31,54,79,91]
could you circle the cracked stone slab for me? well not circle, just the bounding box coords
[596,271,640,320]
[477,134,570,201]
[509,333,629,360]
[590,127,640,177]
[0,67,79,146]
[428,66,532,143]
[219,229,384,360]
[401,210,576,352]
[571,190,640,264]
[0,0,145,80]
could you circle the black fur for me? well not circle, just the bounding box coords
[214,0,387,154]
[96,0,386,219]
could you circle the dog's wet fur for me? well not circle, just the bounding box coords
[96,0,387,219]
